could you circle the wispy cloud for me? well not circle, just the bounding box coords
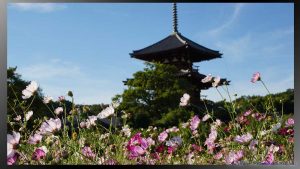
[19,59,84,80]
[208,3,245,37]
[10,3,67,13]
[17,58,120,104]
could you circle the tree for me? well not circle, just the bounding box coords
[114,62,195,128]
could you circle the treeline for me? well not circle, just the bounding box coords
[7,66,294,130]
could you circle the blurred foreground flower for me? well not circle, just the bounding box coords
[38,118,62,135]
[201,74,213,83]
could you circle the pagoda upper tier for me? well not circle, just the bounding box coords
[130,32,222,63]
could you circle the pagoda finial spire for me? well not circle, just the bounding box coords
[173,2,178,33]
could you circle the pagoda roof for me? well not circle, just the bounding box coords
[130,32,222,63]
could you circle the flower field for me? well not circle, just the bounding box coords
[7,72,294,165]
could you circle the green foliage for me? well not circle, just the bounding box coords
[115,62,195,128]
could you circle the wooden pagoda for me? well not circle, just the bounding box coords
[128,3,229,105]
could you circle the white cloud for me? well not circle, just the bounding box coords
[19,59,84,80]
[208,3,245,37]
[10,3,67,13]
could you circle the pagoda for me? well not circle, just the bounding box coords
[128,3,229,105]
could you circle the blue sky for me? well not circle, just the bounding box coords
[8,3,294,104]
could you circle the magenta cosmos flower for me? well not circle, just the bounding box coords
[190,115,200,131]
[7,152,19,165]
[251,72,261,83]
[32,146,48,161]
[127,132,148,159]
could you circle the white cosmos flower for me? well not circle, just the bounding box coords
[87,116,98,126]
[39,118,61,135]
[97,105,114,119]
[212,76,221,87]
[201,74,213,83]
[22,81,38,99]
[179,93,190,106]
[54,107,63,115]
[43,96,53,104]
[25,111,33,121]
[7,131,20,158]
[14,115,21,121]
[28,133,43,144]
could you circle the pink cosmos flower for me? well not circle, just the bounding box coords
[158,131,168,142]
[7,131,20,158]
[249,139,258,150]
[202,114,211,122]
[190,115,200,131]
[214,152,223,160]
[225,150,244,164]
[285,118,294,127]
[7,152,19,165]
[243,110,252,116]
[22,81,38,99]
[28,133,43,145]
[234,133,253,144]
[82,146,96,159]
[262,152,274,165]
[127,133,149,159]
[32,146,48,161]
[38,118,61,135]
[251,72,261,83]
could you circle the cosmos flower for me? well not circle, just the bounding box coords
[43,96,53,104]
[234,133,253,144]
[82,146,96,159]
[243,110,252,116]
[190,115,200,131]
[32,146,48,161]
[179,93,190,106]
[202,114,211,122]
[39,118,61,135]
[212,76,221,87]
[251,72,261,83]
[201,74,213,83]
[54,107,63,115]
[28,133,43,145]
[121,125,131,138]
[7,131,20,158]
[146,137,155,146]
[22,81,38,99]
[7,151,19,165]
[214,152,223,160]
[58,96,65,102]
[249,139,258,150]
[97,105,114,119]
[87,116,98,126]
[127,133,148,159]
[225,150,244,164]
[158,131,168,143]
[166,126,179,133]
[25,111,33,121]
[14,115,21,121]
[285,118,294,127]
